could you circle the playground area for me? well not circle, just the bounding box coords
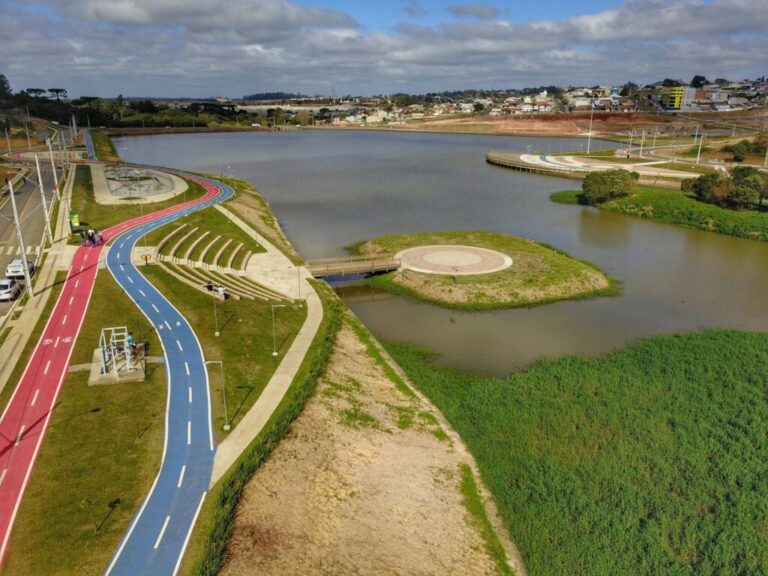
[91,165,188,204]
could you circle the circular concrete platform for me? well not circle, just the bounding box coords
[396,245,513,276]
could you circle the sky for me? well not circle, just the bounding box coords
[1,0,767,98]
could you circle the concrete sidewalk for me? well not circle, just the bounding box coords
[0,164,77,395]
[209,206,323,485]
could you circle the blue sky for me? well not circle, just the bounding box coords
[2,0,766,98]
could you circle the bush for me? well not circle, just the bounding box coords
[581,170,636,205]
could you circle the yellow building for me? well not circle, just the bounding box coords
[660,86,684,110]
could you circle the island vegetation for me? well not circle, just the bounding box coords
[349,230,616,310]
[385,329,768,576]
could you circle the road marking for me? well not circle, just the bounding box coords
[79,265,83,272]
[188,387,192,403]
[165,321,171,331]
[176,340,183,352]
[177,465,186,488]
[74,280,79,288]
[153,516,171,550]
[151,304,159,313]
[184,362,190,376]
[127,276,134,284]
[0,469,6,486]
[31,389,40,407]
[187,421,191,445]
[61,314,68,325]
[116,252,120,259]
[15,426,25,446]
[139,289,146,297]
[54,337,59,348]
[68,296,74,305]
[44,360,51,375]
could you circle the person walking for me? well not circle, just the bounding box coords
[217,285,227,300]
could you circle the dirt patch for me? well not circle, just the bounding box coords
[221,319,502,576]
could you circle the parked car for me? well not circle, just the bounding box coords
[0,278,23,301]
[5,257,35,279]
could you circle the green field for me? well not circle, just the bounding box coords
[551,186,768,242]
[349,230,617,311]
[90,130,121,163]
[386,330,768,576]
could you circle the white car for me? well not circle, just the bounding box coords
[0,278,23,301]
[5,257,35,279]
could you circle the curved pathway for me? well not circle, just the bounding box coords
[0,168,229,574]
[103,176,233,575]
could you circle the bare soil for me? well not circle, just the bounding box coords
[221,319,503,576]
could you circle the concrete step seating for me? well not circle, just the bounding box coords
[212,238,233,268]
[199,234,222,265]
[241,250,253,271]
[183,230,210,261]
[226,243,244,270]
[157,223,188,254]
[205,268,285,302]
[168,226,199,260]
[158,261,242,301]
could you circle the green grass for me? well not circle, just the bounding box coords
[459,464,515,576]
[180,281,342,576]
[90,130,121,163]
[385,330,768,576]
[140,266,305,438]
[69,165,207,237]
[145,205,265,263]
[2,271,164,576]
[551,186,768,241]
[350,231,618,311]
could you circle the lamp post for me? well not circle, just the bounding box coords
[271,304,286,356]
[8,180,34,297]
[34,154,54,246]
[696,134,705,165]
[47,138,60,201]
[205,360,229,430]
[213,292,220,337]
[586,102,595,154]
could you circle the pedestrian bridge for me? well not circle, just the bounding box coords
[306,254,400,278]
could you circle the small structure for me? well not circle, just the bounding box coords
[99,326,134,376]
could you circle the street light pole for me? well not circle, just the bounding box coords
[47,138,61,200]
[24,123,31,151]
[8,180,34,297]
[271,304,286,356]
[586,103,594,155]
[213,292,220,337]
[696,134,705,165]
[4,127,11,155]
[639,130,646,157]
[206,360,229,431]
[35,154,54,246]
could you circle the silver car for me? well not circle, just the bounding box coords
[0,278,23,301]
[5,257,35,279]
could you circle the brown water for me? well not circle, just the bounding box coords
[116,130,768,375]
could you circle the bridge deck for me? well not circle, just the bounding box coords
[307,254,400,278]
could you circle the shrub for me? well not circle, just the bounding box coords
[581,170,636,205]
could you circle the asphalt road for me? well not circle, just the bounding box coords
[0,162,61,314]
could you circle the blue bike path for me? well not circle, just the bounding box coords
[103,176,233,576]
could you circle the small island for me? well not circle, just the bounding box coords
[349,230,616,310]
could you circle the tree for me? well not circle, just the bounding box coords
[473,102,485,113]
[26,88,46,98]
[729,166,766,209]
[581,170,636,205]
[47,88,67,100]
[688,172,732,206]
[0,74,11,99]
[690,75,709,88]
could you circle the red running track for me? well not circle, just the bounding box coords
[0,180,222,565]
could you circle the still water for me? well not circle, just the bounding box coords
[116,130,768,375]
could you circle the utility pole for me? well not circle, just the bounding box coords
[47,138,61,200]
[25,123,31,151]
[586,102,595,154]
[35,154,54,246]
[628,130,634,156]
[4,127,11,155]
[639,130,646,157]
[8,180,34,297]
[696,134,705,165]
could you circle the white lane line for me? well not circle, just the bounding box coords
[68,296,74,305]
[164,321,171,331]
[176,340,183,352]
[44,360,51,375]
[54,337,60,348]
[127,276,134,284]
[31,389,40,407]
[0,469,6,487]
[184,362,190,376]
[188,387,192,404]
[116,252,120,259]
[139,289,146,297]
[15,425,25,446]
[151,304,159,313]
[61,314,68,325]
[187,421,191,445]
[79,265,84,272]
[173,492,207,576]
[177,465,186,488]
[153,516,171,550]
[74,279,79,288]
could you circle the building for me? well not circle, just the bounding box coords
[660,86,685,110]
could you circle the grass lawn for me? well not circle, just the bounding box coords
[349,230,617,311]
[90,130,121,163]
[144,205,265,262]
[2,272,165,576]
[140,266,305,439]
[69,165,206,238]
[551,186,768,242]
[386,330,768,576]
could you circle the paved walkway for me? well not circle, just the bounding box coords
[210,206,322,485]
[397,245,513,276]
